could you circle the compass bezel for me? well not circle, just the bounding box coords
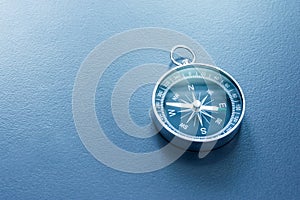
[152,63,245,143]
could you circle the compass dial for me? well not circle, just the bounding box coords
[152,64,245,150]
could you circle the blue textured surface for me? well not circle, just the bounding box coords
[0,1,299,199]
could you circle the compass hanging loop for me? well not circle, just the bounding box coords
[170,45,196,66]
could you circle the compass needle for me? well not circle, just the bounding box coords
[201,105,220,112]
[178,108,192,113]
[166,102,193,109]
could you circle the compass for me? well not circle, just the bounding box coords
[152,45,245,151]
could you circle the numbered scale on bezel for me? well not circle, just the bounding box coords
[152,45,245,151]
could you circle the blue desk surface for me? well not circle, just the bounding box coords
[0,1,299,199]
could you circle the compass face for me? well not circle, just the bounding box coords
[152,64,245,142]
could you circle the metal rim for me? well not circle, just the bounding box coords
[152,63,246,143]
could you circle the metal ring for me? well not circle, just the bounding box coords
[170,45,196,66]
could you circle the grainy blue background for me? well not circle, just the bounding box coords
[0,1,299,199]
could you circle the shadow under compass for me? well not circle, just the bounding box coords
[180,131,241,164]
[153,122,244,166]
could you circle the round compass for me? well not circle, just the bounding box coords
[152,46,245,151]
